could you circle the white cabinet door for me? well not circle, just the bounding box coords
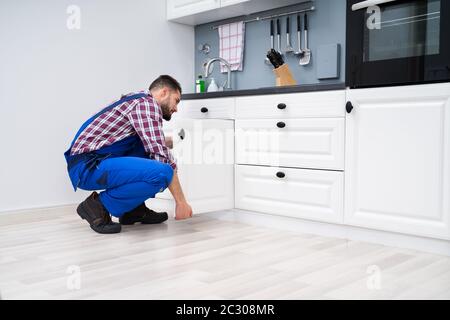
[235,165,344,224]
[345,83,450,240]
[167,0,220,20]
[235,118,345,170]
[152,118,234,215]
[167,0,308,25]
[220,0,250,7]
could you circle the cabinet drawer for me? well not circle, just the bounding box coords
[178,98,235,119]
[235,118,345,170]
[235,90,345,119]
[235,165,344,224]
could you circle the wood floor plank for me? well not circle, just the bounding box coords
[0,207,449,299]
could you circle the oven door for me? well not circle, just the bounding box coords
[346,0,450,88]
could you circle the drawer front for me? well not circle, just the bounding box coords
[235,165,344,224]
[178,98,235,119]
[235,118,345,170]
[235,90,345,119]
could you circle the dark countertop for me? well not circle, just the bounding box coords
[182,82,346,100]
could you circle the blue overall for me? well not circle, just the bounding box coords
[64,93,174,217]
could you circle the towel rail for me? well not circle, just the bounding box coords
[211,4,315,30]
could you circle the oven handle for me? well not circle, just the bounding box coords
[352,0,398,11]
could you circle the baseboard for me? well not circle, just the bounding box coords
[208,209,450,257]
[0,203,78,217]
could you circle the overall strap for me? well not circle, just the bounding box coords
[69,93,148,148]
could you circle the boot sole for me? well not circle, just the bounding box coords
[120,214,168,225]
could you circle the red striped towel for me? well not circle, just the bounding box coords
[218,21,245,73]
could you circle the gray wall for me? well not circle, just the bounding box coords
[193,0,346,92]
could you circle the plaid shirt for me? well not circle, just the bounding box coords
[70,91,176,170]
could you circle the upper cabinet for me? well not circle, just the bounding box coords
[167,0,308,25]
[167,0,220,22]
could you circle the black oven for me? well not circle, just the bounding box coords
[346,0,450,88]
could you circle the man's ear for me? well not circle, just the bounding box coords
[162,87,170,99]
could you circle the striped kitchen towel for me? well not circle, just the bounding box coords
[218,21,245,73]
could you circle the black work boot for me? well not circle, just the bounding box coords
[119,203,168,225]
[76,192,121,234]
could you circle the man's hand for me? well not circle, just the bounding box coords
[165,136,173,149]
[175,201,193,220]
[168,172,192,220]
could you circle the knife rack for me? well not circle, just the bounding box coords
[273,64,297,86]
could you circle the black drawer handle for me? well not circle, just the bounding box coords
[178,128,185,140]
[276,171,285,178]
[277,121,286,128]
[200,107,208,113]
[277,103,287,110]
[346,101,354,114]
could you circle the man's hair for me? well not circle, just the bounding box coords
[149,75,182,94]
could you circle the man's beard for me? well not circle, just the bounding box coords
[160,103,172,121]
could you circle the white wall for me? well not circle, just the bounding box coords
[0,0,195,213]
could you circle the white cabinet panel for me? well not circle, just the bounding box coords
[345,83,450,240]
[235,90,346,119]
[167,0,220,20]
[167,0,306,25]
[154,119,234,215]
[235,165,344,224]
[178,98,235,119]
[220,0,250,7]
[235,118,345,170]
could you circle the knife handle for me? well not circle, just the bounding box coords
[297,14,301,32]
[304,13,308,31]
[270,20,274,36]
[276,19,280,35]
[286,17,290,34]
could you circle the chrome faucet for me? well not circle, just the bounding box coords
[204,57,232,90]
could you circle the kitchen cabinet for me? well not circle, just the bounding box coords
[167,0,220,21]
[235,90,346,119]
[176,97,235,119]
[167,0,308,25]
[345,83,450,240]
[234,90,346,223]
[235,165,344,224]
[151,107,234,216]
[235,118,345,170]
[220,0,250,7]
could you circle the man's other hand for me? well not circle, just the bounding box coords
[175,201,193,220]
[165,136,173,149]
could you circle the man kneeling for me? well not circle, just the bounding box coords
[64,75,192,234]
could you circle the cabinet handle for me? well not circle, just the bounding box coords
[178,128,185,140]
[277,121,286,128]
[346,101,354,114]
[277,103,287,110]
[276,171,286,178]
[200,107,208,113]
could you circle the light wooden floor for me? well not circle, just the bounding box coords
[0,206,449,300]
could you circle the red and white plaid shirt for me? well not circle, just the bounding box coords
[70,91,176,170]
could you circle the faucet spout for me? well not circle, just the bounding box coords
[204,57,232,90]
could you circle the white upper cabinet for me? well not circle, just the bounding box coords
[220,0,251,8]
[167,0,308,25]
[345,83,450,240]
[167,0,220,21]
